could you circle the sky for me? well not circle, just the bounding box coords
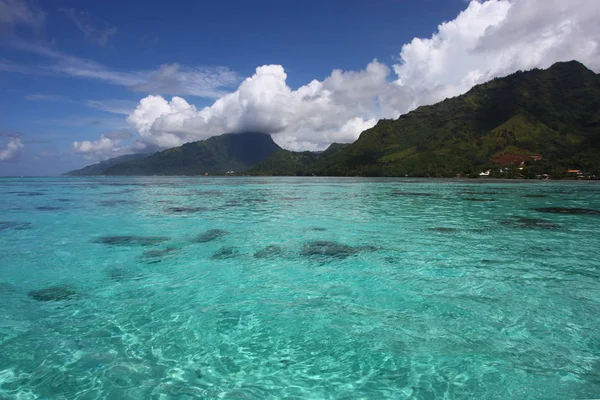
[0,0,599,176]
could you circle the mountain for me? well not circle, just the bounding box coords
[66,61,600,178]
[64,153,152,176]
[103,132,281,175]
[247,143,349,176]
[313,60,600,177]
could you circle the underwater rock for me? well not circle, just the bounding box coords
[165,206,208,213]
[28,285,76,301]
[301,241,361,259]
[36,206,63,211]
[100,200,138,206]
[464,198,496,202]
[533,207,600,215]
[211,246,240,260]
[194,229,228,243]
[500,216,560,229]
[253,244,283,259]
[428,227,458,233]
[15,191,44,196]
[0,282,16,293]
[92,235,170,246]
[392,190,435,197]
[141,247,178,263]
[0,221,32,231]
[106,267,145,282]
[458,191,500,195]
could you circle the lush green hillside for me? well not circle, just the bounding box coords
[103,132,281,175]
[247,143,348,176]
[64,153,152,176]
[315,61,600,177]
[67,61,600,178]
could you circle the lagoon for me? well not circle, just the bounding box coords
[1,177,600,399]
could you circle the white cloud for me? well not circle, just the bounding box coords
[61,8,117,47]
[6,40,241,98]
[76,0,600,158]
[85,99,137,115]
[0,136,24,161]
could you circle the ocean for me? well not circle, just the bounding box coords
[1,177,599,399]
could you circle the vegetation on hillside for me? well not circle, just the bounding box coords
[102,132,281,175]
[310,61,600,177]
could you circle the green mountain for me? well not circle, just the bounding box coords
[67,61,600,178]
[311,61,600,177]
[64,153,152,176]
[103,132,281,175]
[247,143,349,176]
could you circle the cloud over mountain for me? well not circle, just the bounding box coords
[77,0,600,159]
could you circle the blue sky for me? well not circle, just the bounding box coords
[0,0,599,176]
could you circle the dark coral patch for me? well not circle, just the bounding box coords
[141,247,178,263]
[464,198,496,202]
[301,241,360,259]
[501,216,560,229]
[392,190,435,197]
[534,207,600,215]
[15,192,44,196]
[165,206,208,213]
[254,245,283,259]
[0,221,32,231]
[211,246,240,260]
[28,285,76,301]
[458,191,500,195]
[194,229,228,243]
[92,235,170,246]
[106,267,145,282]
[36,206,63,211]
[428,227,458,233]
[100,200,139,206]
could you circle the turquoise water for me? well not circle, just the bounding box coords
[1,177,600,399]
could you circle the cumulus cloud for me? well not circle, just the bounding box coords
[71,129,143,160]
[61,8,117,47]
[0,135,24,161]
[75,0,600,159]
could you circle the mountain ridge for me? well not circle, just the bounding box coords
[66,61,600,178]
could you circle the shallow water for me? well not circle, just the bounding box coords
[1,177,600,399]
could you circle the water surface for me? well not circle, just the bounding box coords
[1,177,600,399]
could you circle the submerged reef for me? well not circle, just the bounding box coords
[254,245,284,259]
[501,216,560,229]
[301,241,376,259]
[28,285,76,301]
[92,235,170,246]
[194,229,228,243]
[534,207,600,215]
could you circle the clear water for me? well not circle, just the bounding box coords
[1,177,600,399]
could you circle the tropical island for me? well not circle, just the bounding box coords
[66,61,600,179]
